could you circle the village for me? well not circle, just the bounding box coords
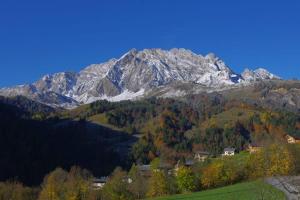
[93,144,255,189]
[92,133,300,190]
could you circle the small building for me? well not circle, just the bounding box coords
[185,159,194,167]
[138,162,173,176]
[174,159,194,171]
[174,159,194,175]
[138,164,151,171]
[194,151,210,162]
[223,147,235,156]
[286,134,300,144]
[137,164,152,177]
[92,177,108,190]
[247,144,262,154]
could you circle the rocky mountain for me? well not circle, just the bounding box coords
[241,68,280,82]
[0,48,280,108]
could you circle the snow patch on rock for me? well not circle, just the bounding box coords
[0,48,281,108]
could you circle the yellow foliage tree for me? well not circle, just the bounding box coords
[146,171,169,198]
[246,150,266,179]
[246,144,294,179]
[64,167,91,200]
[222,157,245,184]
[176,166,196,193]
[38,167,92,200]
[38,168,68,200]
[201,161,224,188]
[267,144,294,176]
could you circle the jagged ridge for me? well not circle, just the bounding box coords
[0,48,280,108]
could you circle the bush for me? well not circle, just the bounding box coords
[176,166,196,193]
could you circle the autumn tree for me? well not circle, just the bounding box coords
[222,157,246,184]
[200,161,224,188]
[38,167,94,200]
[64,166,92,200]
[38,168,68,200]
[146,171,169,198]
[101,167,133,200]
[175,166,196,193]
[287,144,300,174]
[267,144,294,176]
[0,181,37,200]
[128,164,148,199]
[246,150,267,179]
[246,144,294,178]
[150,157,161,171]
[200,155,247,189]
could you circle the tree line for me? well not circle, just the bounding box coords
[1,143,299,200]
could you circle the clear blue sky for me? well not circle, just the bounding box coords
[0,0,300,87]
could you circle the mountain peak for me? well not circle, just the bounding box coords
[119,48,138,60]
[128,48,138,54]
[0,48,281,108]
[242,67,280,81]
[205,52,217,59]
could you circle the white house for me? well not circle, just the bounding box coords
[285,134,300,144]
[92,177,108,190]
[223,148,235,156]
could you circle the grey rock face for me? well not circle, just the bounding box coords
[241,68,280,82]
[0,48,280,108]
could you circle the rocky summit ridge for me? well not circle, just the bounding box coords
[0,48,280,108]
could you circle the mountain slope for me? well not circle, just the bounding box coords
[0,100,128,185]
[0,48,280,108]
[241,68,281,82]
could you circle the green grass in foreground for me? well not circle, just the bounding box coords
[149,180,285,200]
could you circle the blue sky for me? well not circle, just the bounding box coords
[0,0,300,87]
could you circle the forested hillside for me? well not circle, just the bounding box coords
[0,98,125,186]
[59,81,300,166]
[1,80,300,186]
[0,80,300,199]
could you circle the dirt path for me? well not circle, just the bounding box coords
[266,177,300,200]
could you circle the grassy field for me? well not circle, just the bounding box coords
[87,113,124,131]
[201,107,258,130]
[149,180,286,200]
